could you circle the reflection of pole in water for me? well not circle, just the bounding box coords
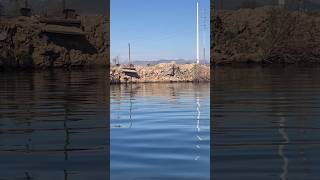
[196,95,201,133]
[63,72,71,161]
[129,84,133,128]
[195,91,202,160]
[64,169,68,180]
[114,85,122,122]
[64,101,70,161]
[112,84,134,128]
[278,114,289,180]
[64,118,70,161]
[25,121,32,153]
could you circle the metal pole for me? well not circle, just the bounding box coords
[203,47,205,63]
[197,1,199,64]
[128,43,131,65]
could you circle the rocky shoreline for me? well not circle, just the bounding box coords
[110,62,210,84]
[0,15,109,70]
[212,7,320,65]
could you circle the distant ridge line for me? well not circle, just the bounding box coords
[131,59,210,66]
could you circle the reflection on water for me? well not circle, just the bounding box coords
[278,114,289,180]
[111,83,210,180]
[195,92,202,161]
[0,69,109,180]
[212,66,320,180]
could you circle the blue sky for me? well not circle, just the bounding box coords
[111,0,210,62]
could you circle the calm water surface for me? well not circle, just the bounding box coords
[0,69,109,180]
[212,66,320,180]
[110,83,210,180]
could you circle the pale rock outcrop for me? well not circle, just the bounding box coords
[111,62,210,84]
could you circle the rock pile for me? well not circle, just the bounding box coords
[110,62,210,84]
[0,15,108,70]
[212,7,320,65]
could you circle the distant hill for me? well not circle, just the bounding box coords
[131,59,210,66]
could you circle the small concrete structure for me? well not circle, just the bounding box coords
[39,16,85,36]
[39,7,84,36]
[121,67,140,79]
[38,4,83,36]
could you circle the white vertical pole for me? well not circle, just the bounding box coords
[128,43,131,65]
[197,1,199,64]
[203,48,205,62]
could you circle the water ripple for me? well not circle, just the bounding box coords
[212,67,320,180]
[111,83,210,180]
[0,70,109,180]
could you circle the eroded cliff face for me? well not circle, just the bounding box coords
[0,15,109,69]
[212,7,320,65]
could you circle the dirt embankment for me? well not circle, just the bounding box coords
[0,16,109,70]
[110,62,210,84]
[212,7,320,65]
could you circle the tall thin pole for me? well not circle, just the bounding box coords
[203,48,205,62]
[197,1,200,64]
[128,43,131,65]
[202,7,207,63]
